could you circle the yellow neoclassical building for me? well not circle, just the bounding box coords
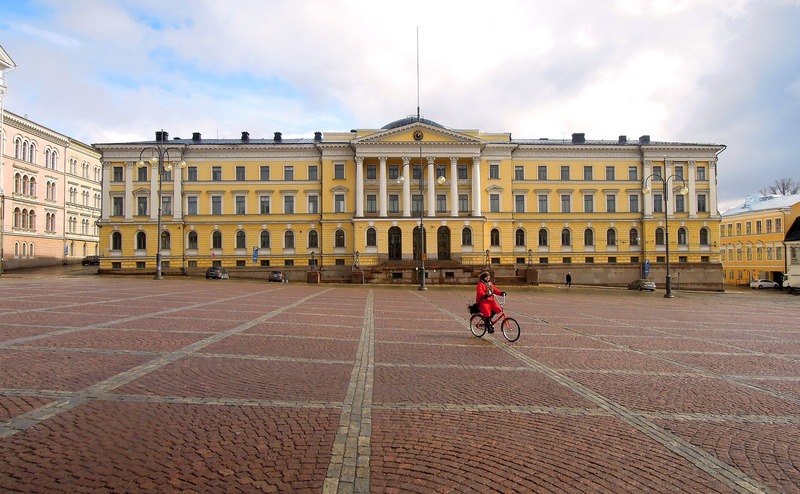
[94,117,725,289]
[719,194,800,286]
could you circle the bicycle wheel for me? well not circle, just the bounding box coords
[501,318,521,342]
[469,314,487,337]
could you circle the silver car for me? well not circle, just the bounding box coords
[628,279,656,291]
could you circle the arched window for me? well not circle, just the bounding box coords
[677,227,688,245]
[561,229,571,246]
[112,231,122,250]
[45,149,51,168]
[161,231,171,250]
[538,228,548,246]
[236,230,246,249]
[22,141,28,161]
[366,227,377,247]
[335,229,345,248]
[13,207,20,228]
[629,228,639,246]
[655,227,665,246]
[284,230,295,249]
[29,143,37,164]
[28,211,35,230]
[515,228,525,247]
[461,227,472,246]
[136,231,147,249]
[14,173,21,193]
[14,137,21,159]
[21,209,28,229]
[29,243,35,257]
[187,231,198,249]
[606,229,617,246]
[260,230,271,248]
[308,230,318,249]
[584,229,594,246]
[699,227,710,246]
[212,230,223,249]
[22,242,27,256]
[22,176,29,196]
[490,228,500,246]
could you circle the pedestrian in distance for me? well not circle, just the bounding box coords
[566,272,572,287]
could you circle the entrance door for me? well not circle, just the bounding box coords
[388,226,402,260]
[413,226,427,261]
[437,226,451,260]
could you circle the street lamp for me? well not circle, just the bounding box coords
[398,148,445,290]
[136,133,186,280]
[643,172,688,298]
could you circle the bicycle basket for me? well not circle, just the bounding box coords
[467,303,480,314]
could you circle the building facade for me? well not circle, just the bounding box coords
[94,118,725,289]
[719,194,800,286]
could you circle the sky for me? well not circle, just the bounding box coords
[1,0,799,211]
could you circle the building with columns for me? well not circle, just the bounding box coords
[94,117,725,289]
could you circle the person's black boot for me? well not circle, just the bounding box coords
[485,318,494,333]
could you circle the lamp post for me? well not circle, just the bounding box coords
[136,132,186,280]
[0,189,5,276]
[398,147,445,290]
[643,172,688,298]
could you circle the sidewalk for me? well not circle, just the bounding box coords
[1,276,798,493]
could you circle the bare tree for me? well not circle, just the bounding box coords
[760,178,800,196]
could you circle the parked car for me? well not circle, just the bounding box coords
[268,270,287,283]
[205,266,229,280]
[627,279,656,291]
[81,255,100,266]
[749,279,778,289]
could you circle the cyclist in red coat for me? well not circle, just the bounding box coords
[476,271,504,333]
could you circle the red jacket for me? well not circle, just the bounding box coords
[476,280,502,318]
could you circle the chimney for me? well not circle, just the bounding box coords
[274,132,282,142]
[241,131,250,141]
[639,135,650,144]
[314,131,322,142]
[618,135,627,145]
[155,131,168,142]
[571,133,585,144]
[192,132,201,142]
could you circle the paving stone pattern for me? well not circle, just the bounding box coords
[1,275,799,493]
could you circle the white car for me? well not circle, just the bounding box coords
[749,279,779,289]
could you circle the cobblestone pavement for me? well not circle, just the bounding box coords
[1,270,799,493]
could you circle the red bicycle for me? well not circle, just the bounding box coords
[468,294,521,342]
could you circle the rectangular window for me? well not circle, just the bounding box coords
[413,165,422,180]
[583,194,594,213]
[459,194,468,212]
[308,195,318,214]
[629,194,639,213]
[236,166,246,181]
[654,194,663,213]
[211,196,222,215]
[162,196,172,215]
[187,166,198,181]
[746,222,752,235]
[489,164,499,179]
[260,166,270,181]
[389,165,399,180]
[113,166,123,181]
[335,194,345,213]
[187,196,198,215]
[606,194,616,213]
[583,166,593,180]
[284,196,294,214]
[437,194,447,213]
[412,194,422,213]
[766,219,773,233]
[605,166,615,181]
[389,194,400,213]
[284,166,294,181]
[514,166,524,180]
[628,166,637,180]
[366,194,377,213]
[777,218,782,232]
[308,165,318,181]
[538,194,548,213]
[561,194,570,213]
[653,165,662,178]
[736,223,742,235]
[697,165,707,181]
[697,194,708,213]
[515,194,525,213]
[561,166,570,180]
[458,164,468,179]
[113,197,124,216]
[235,196,246,215]
[212,166,222,181]
[137,196,148,216]
[675,194,685,213]
[260,196,270,214]
[366,164,377,180]
[137,166,147,181]
[756,220,762,234]
[334,163,345,179]
[490,194,500,213]
[538,165,547,180]
[674,165,684,179]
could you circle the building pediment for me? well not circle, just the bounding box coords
[353,122,483,146]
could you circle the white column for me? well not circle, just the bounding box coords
[101,162,111,220]
[472,157,482,216]
[708,158,718,216]
[642,160,652,217]
[149,162,159,220]
[450,156,458,217]
[379,156,387,217]
[402,157,411,217]
[687,160,697,218]
[124,162,133,220]
[173,165,183,219]
[355,157,364,217]
[426,156,435,218]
